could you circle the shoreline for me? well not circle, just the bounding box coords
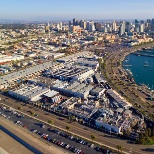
[121,47,154,92]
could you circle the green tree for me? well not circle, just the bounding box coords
[30,111,34,116]
[66,125,71,133]
[147,128,152,137]
[90,134,96,143]
[48,119,54,125]
[123,129,130,138]
[152,127,154,137]
[116,145,123,154]
[78,118,83,124]
[18,106,22,110]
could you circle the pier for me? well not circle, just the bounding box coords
[123,65,132,67]
[132,52,154,57]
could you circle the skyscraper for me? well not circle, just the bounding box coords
[89,23,95,32]
[139,23,144,33]
[112,21,117,31]
[119,22,125,35]
[73,18,77,26]
[150,19,154,31]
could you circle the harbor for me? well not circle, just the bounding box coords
[123,48,154,91]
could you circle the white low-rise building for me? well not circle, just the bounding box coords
[9,83,50,102]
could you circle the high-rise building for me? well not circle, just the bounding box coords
[139,24,144,33]
[59,22,62,29]
[69,21,72,28]
[119,22,125,35]
[86,21,90,30]
[73,18,77,26]
[95,23,102,31]
[80,20,87,29]
[89,23,95,32]
[150,19,154,31]
[112,21,117,31]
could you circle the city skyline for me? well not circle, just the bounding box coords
[1,0,154,21]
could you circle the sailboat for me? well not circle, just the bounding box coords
[144,61,149,67]
[125,57,129,62]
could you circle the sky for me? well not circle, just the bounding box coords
[0,0,154,21]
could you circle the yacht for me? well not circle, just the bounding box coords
[144,61,149,67]
[125,69,133,76]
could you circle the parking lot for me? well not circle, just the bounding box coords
[0,106,112,154]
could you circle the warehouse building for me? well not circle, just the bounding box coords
[50,65,94,82]
[106,89,132,109]
[8,83,50,102]
[0,61,61,89]
[90,87,106,98]
[60,82,94,99]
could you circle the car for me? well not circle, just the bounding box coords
[52,139,57,143]
[79,150,84,154]
[34,113,38,117]
[23,125,27,128]
[47,137,52,141]
[39,132,44,136]
[57,141,61,145]
[77,149,81,154]
[69,135,74,140]
[65,144,70,149]
[95,147,103,152]
[73,148,78,153]
[88,143,94,148]
[60,142,64,146]
[41,124,46,128]
[31,129,37,133]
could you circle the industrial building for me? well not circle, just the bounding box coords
[8,83,50,102]
[61,82,94,99]
[50,65,94,82]
[75,57,99,71]
[56,51,90,63]
[0,61,62,89]
[90,87,106,98]
[0,54,24,64]
[107,89,132,109]
[95,108,123,134]
[68,103,98,120]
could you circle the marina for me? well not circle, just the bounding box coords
[123,49,154,90]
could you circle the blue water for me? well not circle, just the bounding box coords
[123,49,154,90]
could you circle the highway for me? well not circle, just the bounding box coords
[1,94,153,154]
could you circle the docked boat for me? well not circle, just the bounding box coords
[125,69,133,76]
[144,61,149,67]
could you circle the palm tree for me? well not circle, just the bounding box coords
[18,106,22,110]
[116,145,123,154]
[90,134,96,143]
[48,119,54,125]
[66,125,71,134]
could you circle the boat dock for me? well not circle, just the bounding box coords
[132,52,154,57]
[123,65,132,67]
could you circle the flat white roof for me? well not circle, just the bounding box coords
[44,90,59,98]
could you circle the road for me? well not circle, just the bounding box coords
[103,45,154,118]
[0,106,108,154]
[0,94,153,154]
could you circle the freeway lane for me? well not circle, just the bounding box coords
[1,95,153,154]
